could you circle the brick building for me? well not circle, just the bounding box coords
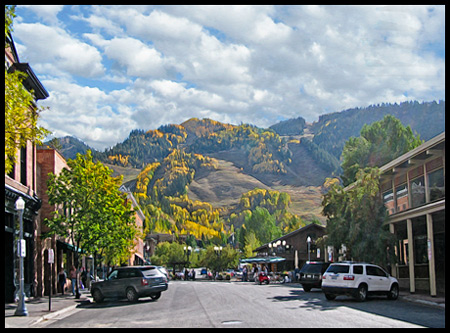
[5,34,49,302]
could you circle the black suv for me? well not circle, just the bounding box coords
[91,266,168,303]
[298,261,330,292]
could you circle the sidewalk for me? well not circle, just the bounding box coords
[399,290,445,309]
[5,289,92,328]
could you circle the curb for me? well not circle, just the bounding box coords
[399,296,445,309]
[30,303,80,327]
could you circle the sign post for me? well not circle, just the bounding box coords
[48,249,54,312]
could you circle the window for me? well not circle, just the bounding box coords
[353,265,363,275]
[395,221,408,266]
[383,189,394,214]
[414,235,428,265]
[118,269,140,279]
[395,183,409,211]
[412,217,428,265]
[411,176,425,208]
[366,266,387,277]
[428,168,444,202]
[20,146,27,186]
[327,265,349,274]
[108,270,119,280]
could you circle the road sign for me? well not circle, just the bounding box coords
[48,249,54,264]
[18,239,26,257]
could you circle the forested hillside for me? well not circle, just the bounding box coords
[311,100,445,160]
[47,100,445,249]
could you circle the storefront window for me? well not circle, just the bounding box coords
[410,176,425,208]
[428,168,444,202]
[413,217,428,265]
[395,183,408,212]
[395,221,408,266]
[383,189,394,215]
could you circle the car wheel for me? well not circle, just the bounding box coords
[303,286,311,292]
[355,284,367,302]
[150,292,161,301]
[126,287,139,303]
[92,289,104,303]
[387,284,399,300]
[325,293,336,300]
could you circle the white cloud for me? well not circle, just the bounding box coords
[13,5,444,151]
[14,22,104,78]
[19,5,64,25]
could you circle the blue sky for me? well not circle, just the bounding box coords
[12,5,445,151]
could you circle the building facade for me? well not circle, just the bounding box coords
[255,223,327,272]
[5,34,49,302]
[379,132,445,296]
[35,147,73,297]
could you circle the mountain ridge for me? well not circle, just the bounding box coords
[44,100,445,228]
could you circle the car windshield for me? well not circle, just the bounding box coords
[326,265,350,274]
[300,264,323,274]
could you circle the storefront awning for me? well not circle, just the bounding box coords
[240,256,286,264]
[57,240,86,254]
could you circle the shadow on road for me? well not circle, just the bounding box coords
[77,298,156,310]
[268,288,444,328]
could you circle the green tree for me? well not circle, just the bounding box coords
[243,230,260,258]
[45,150,139,296]
[5,5,50,174]
[341,114,422,186]
[199,245,240,273]
[322,167,396,267]
[244,207,282,245]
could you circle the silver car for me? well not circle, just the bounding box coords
[91,266,168,303]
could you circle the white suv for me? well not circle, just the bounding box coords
[322,262,399,302]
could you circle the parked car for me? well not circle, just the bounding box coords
[91,266,168,303]
[156,266,170,280]
[298,261,330,291]
[322,262,399,302]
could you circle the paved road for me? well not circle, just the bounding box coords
[36,281,445,328]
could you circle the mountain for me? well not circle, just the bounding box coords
[49,100,445,241]
[42,136,93,160]
[310,100,445,160]
[269,116,306,136]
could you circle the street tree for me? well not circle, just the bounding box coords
[322,167,396,267]
[341,114,422,186]
[5,5,50,174]
[45,150,139,297]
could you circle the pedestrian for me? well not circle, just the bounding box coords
[243,265,248,282]
[69,266,77,295]
[191,268,196,281]
[58,267,67,295]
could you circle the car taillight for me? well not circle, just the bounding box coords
[322,275,326,279]
[141,278,149,286]
[343,275,355,280]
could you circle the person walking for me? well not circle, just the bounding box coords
[58,268,67,295]
[242,265,248,282]
[69,266,77,296]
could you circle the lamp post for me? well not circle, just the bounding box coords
[214,246,222,278]
[15,196,28,316]
[306,236,311,263]
[183,246,192,264]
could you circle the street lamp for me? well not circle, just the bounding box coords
[184,246,192,264]
[15,196,28,316]
[214,246,222,277]
[306,236,311,263]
